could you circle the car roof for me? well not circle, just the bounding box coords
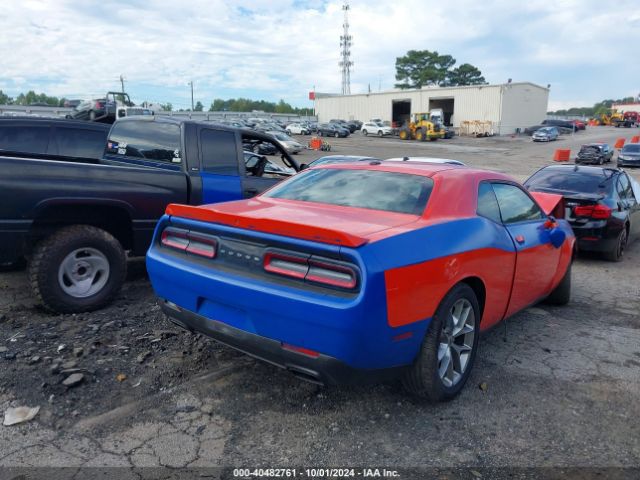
[385,157,466,166]
[533,164,620,176]
[0,116,110,130]
[314,159,510,181]
[581,143,606,147]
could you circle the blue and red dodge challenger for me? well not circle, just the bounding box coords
[146,160,575,401]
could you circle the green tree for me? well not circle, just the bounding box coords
[0,90,12,104]
[395,50,456,89]
[445,63,486,86]
[194,101,204,112]
[159,102,173,111]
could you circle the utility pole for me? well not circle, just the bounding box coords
[339,2,353,95]
[119,74,126,93]
[188,81,194,111]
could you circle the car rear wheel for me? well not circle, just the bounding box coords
[402,283,480,402]
[604,228,628,262]
[28,225,127,313]
[362,129,368,136]
[378,130,384,137]
[334,132,339,138]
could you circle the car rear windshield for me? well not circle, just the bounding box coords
[579,146,602,153]
[264,168,434,215]
[622,145,640,153]
[526,169,613,195]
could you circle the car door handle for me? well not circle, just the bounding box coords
[515,235,525,244]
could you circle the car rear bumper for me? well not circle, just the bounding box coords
[575,157,603,164]
[572,225,622,252]
[159,300,409,386]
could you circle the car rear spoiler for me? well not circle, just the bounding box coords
[165,204,369,248]
[530,192,565,218]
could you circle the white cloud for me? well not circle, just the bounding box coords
[0,0,639,108]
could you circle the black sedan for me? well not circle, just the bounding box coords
[316,123,350,138]
[617,144,640,167]
[575,143,613,165]
[524,165,640,261]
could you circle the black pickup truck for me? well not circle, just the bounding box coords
[0,116,299,313]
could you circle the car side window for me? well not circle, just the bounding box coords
[617,174,633,202]
[492,183,545,224]
[0,125,49,154]
[106,121,181,163]
[477,182,502,223]
[54,128,107,158]
[200,129,239,175]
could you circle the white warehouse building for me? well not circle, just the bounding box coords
[315,82,549,135]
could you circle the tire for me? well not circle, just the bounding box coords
[378,130,384,137]
[89,110,96,121]
[252,145,260,154]
[334,132,339,138]
[286,130,291,135]
[603,227,628,262]
[362,129,368,136]
[318,131,323,137]
[402,283,480,402]
[599,156,604,165]
[28,225,127,313]
[545,263,571,305]
[399,128,411,140]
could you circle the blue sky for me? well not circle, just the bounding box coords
[1,0,639,111]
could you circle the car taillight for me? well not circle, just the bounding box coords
[263,252,308,279]
[95,101,103,109]
[263,251,358,290]
[160,227,217,258]
[306,259,357,289]
[573,205,612,219]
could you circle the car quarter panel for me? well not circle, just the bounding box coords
[366,217,517,331]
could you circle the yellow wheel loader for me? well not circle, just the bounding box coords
[399,113,445,141]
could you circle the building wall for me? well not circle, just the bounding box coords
[499,84,549,135]
[612,103,640,113]
[315,82,548,135]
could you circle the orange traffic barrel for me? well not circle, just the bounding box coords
[553,149,571,162]
[614,138,625,149]
[308,137,322,150]
[631,136,640,144]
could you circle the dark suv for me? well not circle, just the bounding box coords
[575,143,613,165]
[317,123,350,137]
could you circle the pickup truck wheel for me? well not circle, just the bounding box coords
[402,283,480,402]
[545,263,571,305]
[29,225,127,313]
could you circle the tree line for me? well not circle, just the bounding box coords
[547,97,639,117]
[162,98,312,115]
[0,89,70,107]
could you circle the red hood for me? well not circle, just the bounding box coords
[165,198,421,247]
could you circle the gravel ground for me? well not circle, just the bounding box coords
[0,127,639,478]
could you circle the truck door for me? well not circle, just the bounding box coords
[199,128,243,204]
[491,182,562,317]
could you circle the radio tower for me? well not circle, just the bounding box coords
[339,2,353,95]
